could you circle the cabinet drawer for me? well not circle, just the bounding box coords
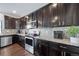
[58,43,79,54]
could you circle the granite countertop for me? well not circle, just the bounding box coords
[0,33,16,36]
[34,36,79,47]
[17,34,26,36]
[0,33,79,47]
[0,33,25,36]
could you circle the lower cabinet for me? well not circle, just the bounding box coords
[65,52,79,56]
[12,35,19,44]
[18,36,25,48]
[48,47,62,56]
[34,39,42,56]
[0,36,12,47]
[48,42,62,56]
[12,35,25,48]
[59,44,79,56]
[39,40,49,56]
[40,44,49,56]
[34,39,79,56]
[34,39,49,56]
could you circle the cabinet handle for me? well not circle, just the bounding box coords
[61,51,66,56]
[39,44,41,47]
[59,46,67,49]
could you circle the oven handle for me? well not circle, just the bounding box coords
[25,37,33,40]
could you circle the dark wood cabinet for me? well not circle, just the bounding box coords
[19,16,27,29]
[4,15,17,29]
[12,35,25,48]
[27,3,79,27]
[36,9,43,28]
[42,5,52,27]
[34,39,79,56]
[12,35,19,44]
[34,39,41,56]
[40,40,49,56]
[48,42,62,56]
[51,3,74,27]
[4,15,27,29]
[18,35,25,48]
[34,39,61,56]
[72,4,79,26]
[34,39,49,56]
[63,4,75,26]
[58,43,79,56]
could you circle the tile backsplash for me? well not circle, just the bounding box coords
[1,26,79,39]
[1,29,17,34]
[38,27,71,39]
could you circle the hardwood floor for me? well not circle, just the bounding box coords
[0,43,33,56]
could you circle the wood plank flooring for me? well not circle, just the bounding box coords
[0,43,33,56]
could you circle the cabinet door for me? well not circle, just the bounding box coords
[34,39,42,56]
[65,52,79,56]
[50,3,74,27]
[5,16,16,29]
[48,47,62,56]
[32,12,37,28]
[12,35,19,44]
[40,40,49,56]
[72,4,79,26]
[58,43,79,56]
[34,39,49,56]
[19,17,27,29]
[51,4,60,27]
[40,44,49,56]
[36,9,43,28]
[64,4,74,26]
[42,6,52,27]
[18,36,25,48]
[48,42,62,56]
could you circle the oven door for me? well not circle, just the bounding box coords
[25,37,34,54]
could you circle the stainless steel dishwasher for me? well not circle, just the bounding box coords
[0,36,12,47]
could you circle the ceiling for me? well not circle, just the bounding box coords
[0,3,48,18]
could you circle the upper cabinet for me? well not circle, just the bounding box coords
[51,3,73,27]
[28,3,79,28]
[19,16,27,29]
[63,4,74,26]
[42,5,52,27]
[36,9,43,28]
[4,15,17,29]
[4,15,27,29]
[72,4,79,26]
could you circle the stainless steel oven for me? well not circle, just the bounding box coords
[25,36,34,54]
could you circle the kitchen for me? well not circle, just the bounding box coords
[0,3,79,56]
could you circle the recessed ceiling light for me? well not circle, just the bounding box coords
[12,10,16,14]
[52,3,57,7]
